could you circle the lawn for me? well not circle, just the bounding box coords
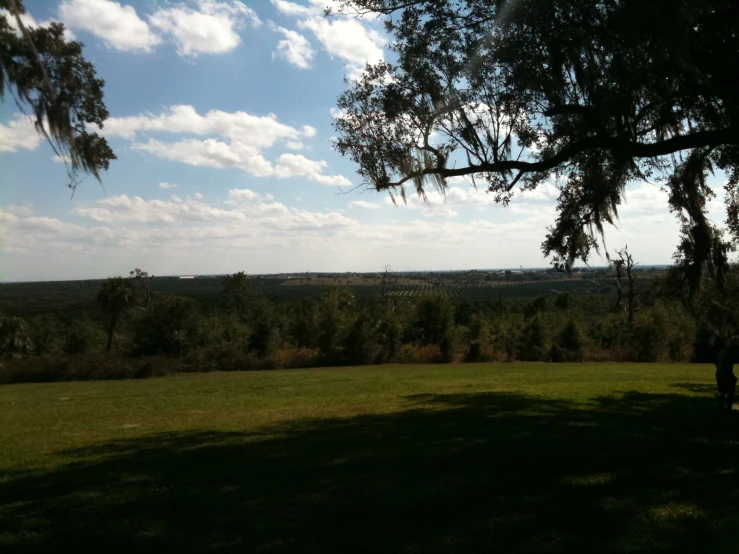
[0,363,736,553]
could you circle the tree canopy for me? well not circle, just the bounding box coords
[332,0,739,289]
[1,0,115,188]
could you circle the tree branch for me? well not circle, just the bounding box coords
[379,128,738,190]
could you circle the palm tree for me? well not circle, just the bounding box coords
[96,277,136,353]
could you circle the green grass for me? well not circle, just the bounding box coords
[1,363,737,553]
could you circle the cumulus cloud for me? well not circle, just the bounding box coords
[1,8,76,40]
[302,125,317,137]
[383,182,561,218]
[149,1,261,56]
[103,105,348,185]
[159,182,178,189]
[0,179,718,280]
[103,105,300,146]
[59,0,160,52]
[75,194,248,224]
[349,200,380,210]
[58,0,258,56]
[0,115,42,152]
[274,27,315,69]
[132,138,274,176]
[298,17,384,66]
[271,0,386,77]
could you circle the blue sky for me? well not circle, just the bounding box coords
[0,0,729,281]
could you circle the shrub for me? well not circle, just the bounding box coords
[392,344,442,364]
[415,292,455,345]
[0,354,178,384]
[343,317,380,365]
[554,320,584,362]
[0,316,33,358]
[131,295,201,357]
[517,315,548,361]
[629,313,667,362]
[187,343,259,372]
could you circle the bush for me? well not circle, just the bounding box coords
[63,319,104,355]
[553,320,584,362]
[517,315,548,361]
[187,343,259,372]
[131,295,201,357]
[392,344,442,364]
[0,316,33,358]
[415,292,455,345]
[0,354,178,384]
[343,317,380,365]
[439,332,455,363]
[629,313,667,362]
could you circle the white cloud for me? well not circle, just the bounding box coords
[104,105,348,184]
[149,1,260,56]
[309,173,352,187]
[272,153,324,177]
[0,115,42,152]
[349,200,380,210]
[0,179,722,281]
[274,27,315,69]
[271,0,313,17]
[194,192,204,199]
[1,8,76,40]
[299,17,384,66]
[271,0,386,78]
[103,105,300,147]
[302,125,317,137]
[159,182,178,189]
[75,194,248,224]
[59,0,161,52]
[133,138,275,176]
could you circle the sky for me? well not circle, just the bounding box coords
[0,0,730,281]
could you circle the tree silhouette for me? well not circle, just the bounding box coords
[222,272,252,316]
[96,277,136,353]
[332,0,738,288]
[1,0,115,189]
[129,268,154,315]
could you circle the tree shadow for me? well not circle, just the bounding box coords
[670,382,717,395]
[1,390,738,554]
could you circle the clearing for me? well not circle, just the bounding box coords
[0,363,736,553]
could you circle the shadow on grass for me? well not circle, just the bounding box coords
[1,391,738,553]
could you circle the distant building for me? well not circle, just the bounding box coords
[179,275,196,280]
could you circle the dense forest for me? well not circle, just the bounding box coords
[1,257,736,384]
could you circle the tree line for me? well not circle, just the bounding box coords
[1,258,736,383]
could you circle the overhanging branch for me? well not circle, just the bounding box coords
[379,128,738,190]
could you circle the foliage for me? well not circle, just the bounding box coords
[333,0,739,290]
[415,292,455,344]
[0,0,115,186]
[552,319,584,362]
[132,295,201,357]
[0,315,32,358]
[523,296,548,320]
[2,265,738,377]
[62,318,104,355]
[518,314,548,362]
[96,277,136,352]
[317,286,356,361]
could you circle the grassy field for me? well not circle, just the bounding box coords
[1,363,736,553]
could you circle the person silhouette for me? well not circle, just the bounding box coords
[715,338,738,416]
